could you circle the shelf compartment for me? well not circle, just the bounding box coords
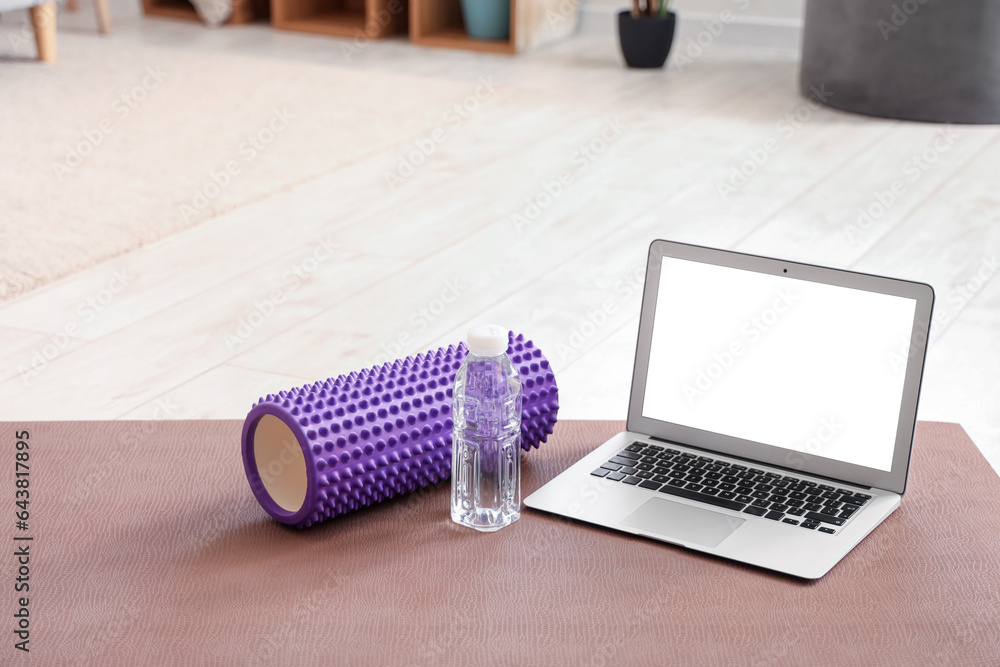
[410,0,578,54]
[141,0,266,24]
[271,0,406,39]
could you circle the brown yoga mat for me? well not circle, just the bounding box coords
[3,419,999,664]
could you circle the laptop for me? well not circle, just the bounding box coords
[525,240,934,579]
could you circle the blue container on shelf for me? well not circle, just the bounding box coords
[460,0,511,40]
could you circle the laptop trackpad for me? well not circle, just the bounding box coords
[621,498,745,548]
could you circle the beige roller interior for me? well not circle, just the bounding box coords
[253,414,308,513]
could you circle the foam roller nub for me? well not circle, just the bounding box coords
[241,332,559,528]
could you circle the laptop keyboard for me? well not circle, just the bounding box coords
[591,441,872,534]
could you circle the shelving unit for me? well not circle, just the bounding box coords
[141,0,266,24]
[271,0,407,38]
[140,0,576,52]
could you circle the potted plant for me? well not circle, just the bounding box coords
[619,0,676,68]
[460,0,511,41]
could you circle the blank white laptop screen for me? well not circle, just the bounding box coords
[642,257,917,472]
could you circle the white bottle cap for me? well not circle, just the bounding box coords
[466,325,509,356]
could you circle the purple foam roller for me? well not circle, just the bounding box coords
[241,332,559,528]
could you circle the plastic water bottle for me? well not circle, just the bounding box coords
[450,325,523,532]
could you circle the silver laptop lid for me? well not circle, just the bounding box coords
[627,241,934,494]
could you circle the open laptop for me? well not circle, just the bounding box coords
[525,240,934,579]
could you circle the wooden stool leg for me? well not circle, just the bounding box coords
[29,1,57,63]
[94,0,112,33]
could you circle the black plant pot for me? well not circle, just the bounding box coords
[618,10,677,69]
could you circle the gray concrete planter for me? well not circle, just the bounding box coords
[800,0,1000,124]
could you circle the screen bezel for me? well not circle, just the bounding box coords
[626,240,934,495]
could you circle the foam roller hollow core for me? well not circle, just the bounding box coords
[241,332,559,528]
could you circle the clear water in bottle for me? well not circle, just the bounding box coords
[450,326,522,532]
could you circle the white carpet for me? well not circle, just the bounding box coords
[0,21,482,302]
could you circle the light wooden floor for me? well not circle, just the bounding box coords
[2,14,998,473]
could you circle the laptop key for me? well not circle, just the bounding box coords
[638,480,661,491]
[621,467,638,475]
[637,471,653,480]
[818,527,836,534]
[622,476,642,486]
[804,502,823,512]
[736,494,753,504]
[771,503,789,513]
[743,506,767,517]
[658,483,746,511]
[718,491,736,500]
[607,472,626,481]
[653,474,670,484]
[685,483,703,492]
[668,478,686,487]
[591,468,610,478]
[783,518,799,525]
[805,511,845,526]
[765,511,784,521]
[719,483,735,491]
[601,462,622,471]
[625,443,645,452]
[702,487,721,496]
[752,498,770,508]
[787,507,806,516]
[636,463,654,471]
[800,521,819,530]
[610,456,635,466]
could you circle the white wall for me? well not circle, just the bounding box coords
[581,0,805,49]
[584,0,803,24]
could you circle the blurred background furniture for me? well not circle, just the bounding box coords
[142,0,261,25]
[0,0,57,61]
[65,0,111,33]
[801,0,1000,123]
